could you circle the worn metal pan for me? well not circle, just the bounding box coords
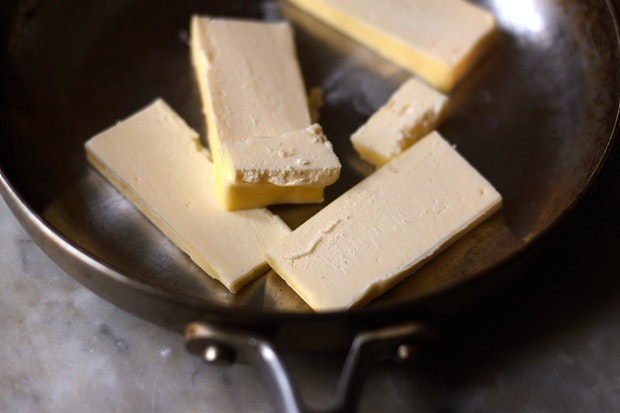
[1,0,619,410]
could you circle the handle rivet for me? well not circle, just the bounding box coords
[395,343,416,361]
[203,342,235,365]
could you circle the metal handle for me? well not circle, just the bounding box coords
[185,321,433,413]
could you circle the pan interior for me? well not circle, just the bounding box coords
[0,0,618,314]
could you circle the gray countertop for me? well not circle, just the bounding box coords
[2,143,620,413]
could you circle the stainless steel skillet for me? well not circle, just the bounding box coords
[1,0,619,411]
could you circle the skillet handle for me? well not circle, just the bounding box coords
[185,321,433,413]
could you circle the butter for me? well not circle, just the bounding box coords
[85,99,291,293]
[283,0,498,91]
[267,131,502,311]
[190,16,340,210]
[222,124,340,186]
[351,77,449,166]
[216,180,326,212]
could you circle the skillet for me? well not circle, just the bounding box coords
[1,0,619,410]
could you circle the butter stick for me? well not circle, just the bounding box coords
[190,16,340,210]
[85,99,291,293]
[283,0,498,91]
[267,131,502,311]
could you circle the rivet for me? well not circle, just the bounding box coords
[203,342,235,365]
[395,343,416,362]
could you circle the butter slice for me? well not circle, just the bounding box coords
[351,77,449,166]
[85,99,291,293]
[190,16,340,210]
[283,0,498,91]
[267,131,502,311]
[222,124,340,186]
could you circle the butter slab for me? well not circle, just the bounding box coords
[222,124,340,186]
[351,77,449,166]
[283,0,498,91]
[85,99,291,293]
[267,131,502,311]
[190,16,340,210]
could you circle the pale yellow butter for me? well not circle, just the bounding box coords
[283,0,498,91]
[267,131,502,311]
[190,16,340,210]
[222,124,340,186]
[85,99,291,293]
[351,77,449,166]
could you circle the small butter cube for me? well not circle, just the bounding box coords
[351,77,449,166]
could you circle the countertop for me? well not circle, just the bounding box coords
[2,141,620,413]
